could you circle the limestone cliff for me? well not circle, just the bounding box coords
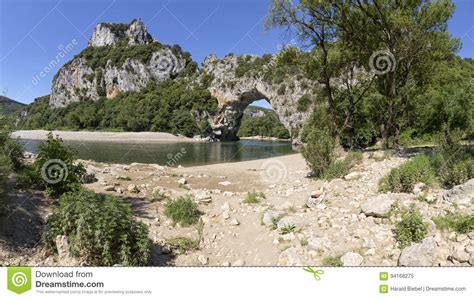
[50,19,189,107]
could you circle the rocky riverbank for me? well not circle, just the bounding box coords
[1,152,473,266]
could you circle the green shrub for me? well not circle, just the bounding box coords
[165,219,204,254]
[302,128,335,177]
[1,111,25,214]
[297,94,312,112]
[32,133,85,198]
[165,236,200,253]
[243,191,265,204]
[43,189,151,266]
[433,214,474,234]
[280,224,296,235]
[430,137,473,188]
[323,151,363,180]
[379,155,435,193]
[164,196,201,226]
[323,255,342,267]
[395,207,428,248]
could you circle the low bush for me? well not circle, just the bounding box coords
[0,111,24,214]
[165,236,200,253]
[379,155,435,193]
[243,191,265,204]
[164,196,201,226]
[395,206,428,248]
[302,128,335,178]
[32,133,85,198]
[44,189,151,266]
[323,255,342,267]
[297,94,312,112]
[323,151,363,180]
[430,137,473,188]
[432,214,474,234]
[165,218,204,253]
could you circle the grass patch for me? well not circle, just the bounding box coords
[432,214,474,234]
[151,189,169,202]
[165,236,200,253]
[395,205,428,248]
[164,219,204,254]
[323,255,342,267]
[379,154,435,193]
[243,191,265,204]
[280,224,296,235]
[164,196,201,226]
[300,238,309,246]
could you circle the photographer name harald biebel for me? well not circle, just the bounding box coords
[35,270,105,288]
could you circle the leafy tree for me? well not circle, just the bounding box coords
[266,0,343,147]
[336,0,459,148]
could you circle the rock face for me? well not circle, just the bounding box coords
[50,19,187,107]
[88,19,153,47]
[201,54,316,143]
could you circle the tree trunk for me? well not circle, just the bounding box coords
[382,73,397,150]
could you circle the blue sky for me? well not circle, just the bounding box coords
[1,0,473,108]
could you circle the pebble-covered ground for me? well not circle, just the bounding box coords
[1,152,473,267]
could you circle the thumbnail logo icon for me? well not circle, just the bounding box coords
[379,272,389,281]
[379,284,389,294]
[7,267,32,294]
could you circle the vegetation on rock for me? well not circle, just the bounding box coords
[395,206,428,249]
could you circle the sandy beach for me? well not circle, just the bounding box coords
[11,130,198,143]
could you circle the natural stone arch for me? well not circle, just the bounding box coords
[201,54,317,144]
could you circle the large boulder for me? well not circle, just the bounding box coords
[361,194,395,218]
[341,252,364,266]
[398,237,439,266]
[443,179,474,206]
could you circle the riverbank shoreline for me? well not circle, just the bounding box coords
[11,130,200,143]
[239,136,291,142]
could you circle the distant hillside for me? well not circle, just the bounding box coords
[0,96,26,114]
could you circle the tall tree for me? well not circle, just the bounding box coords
[336,0,459,148]
[266,0,343,148]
